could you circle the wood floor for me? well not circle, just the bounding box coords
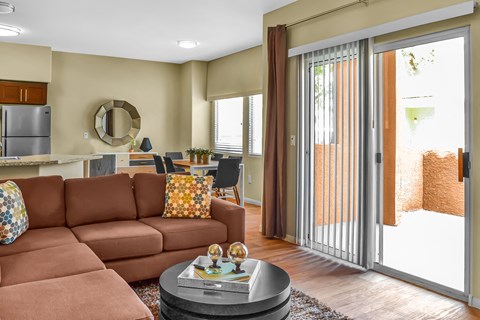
[244,204,480,320]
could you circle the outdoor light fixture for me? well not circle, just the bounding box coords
[177,40,198,49]
[0,24,21,36]
[0,1,14,14]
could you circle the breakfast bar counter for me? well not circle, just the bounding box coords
[0,154,102,179]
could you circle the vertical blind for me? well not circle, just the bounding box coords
[297,39,367,266]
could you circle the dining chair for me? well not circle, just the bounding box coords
[228,155,243,163]
[165,152,183,159]
[212,158,241,205]
[206,153,224,177]
[211,153,224,161]
[153,155,166,174]
[165,152,186,172]
[163,156,185,174]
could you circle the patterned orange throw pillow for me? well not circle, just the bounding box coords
[163,174,214,219]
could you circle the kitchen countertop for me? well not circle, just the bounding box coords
[0,154,103,167]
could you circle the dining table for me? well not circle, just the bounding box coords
[172,159,245,207]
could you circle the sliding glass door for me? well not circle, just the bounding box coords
[297,40,367,266]
[373,27,471,300]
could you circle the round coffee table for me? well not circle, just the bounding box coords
[159,260,291,319]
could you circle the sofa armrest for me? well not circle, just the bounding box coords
[210,198,245,244]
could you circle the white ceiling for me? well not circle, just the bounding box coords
[0,0,295,64]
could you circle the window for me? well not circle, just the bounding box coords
[248,94,263,156]
[214,97,243,153]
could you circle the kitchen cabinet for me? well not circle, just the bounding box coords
[89,152,158,178]
[0,81,47,105]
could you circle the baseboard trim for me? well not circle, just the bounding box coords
[284,234,296,244]
[469,295,480,309]
[244,198,262,206]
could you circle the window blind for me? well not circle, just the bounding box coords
[248,94,263,156]
[214,97,243,154]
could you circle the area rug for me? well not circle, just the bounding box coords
[131,279,351,320]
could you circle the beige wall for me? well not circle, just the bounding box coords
[264,0,480,297]
[179,61,211,151]
[207,46,264,202]
[48,51,182,155]
[0,42,51,82]
[178,62,193,152]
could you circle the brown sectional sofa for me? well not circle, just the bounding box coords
[0,173,246,319]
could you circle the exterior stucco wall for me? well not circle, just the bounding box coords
[423,151,464,216]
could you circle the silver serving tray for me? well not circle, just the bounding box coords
[177,256,261,293]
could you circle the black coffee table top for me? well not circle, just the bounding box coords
[160,260,291,317]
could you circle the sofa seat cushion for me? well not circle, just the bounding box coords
[0,269,153,320]
[139,217,227,251]
[0,243,105,287]
[71,221,163,261]
[0,227,78,257]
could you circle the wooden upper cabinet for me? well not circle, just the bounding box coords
[0,81,47,105]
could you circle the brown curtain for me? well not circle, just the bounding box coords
[262,25,287,239]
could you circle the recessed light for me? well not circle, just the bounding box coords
[177,40,198,49]
[0,1,14,14]
[0,24,21,36]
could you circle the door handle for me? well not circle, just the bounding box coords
[25,89,28,102]
[458,148,470,182]
[20,89,23,102]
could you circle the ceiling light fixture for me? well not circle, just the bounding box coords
[177,40,198,49]
[0,24,21,36]
[0,1,14,13]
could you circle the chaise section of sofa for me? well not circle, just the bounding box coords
[0,270,153,320]
[0,243,105,287]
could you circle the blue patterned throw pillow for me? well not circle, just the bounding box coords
[0,181,29,244]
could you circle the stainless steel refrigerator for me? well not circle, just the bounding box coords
[1,105,51,156]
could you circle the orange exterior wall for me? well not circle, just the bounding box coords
[314,145,358,225]
[314,60,359,226]
[396,150,424,213]
[423,151,464,216]
[382,51,398,226]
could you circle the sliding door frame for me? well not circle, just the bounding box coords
[370,26,472,301]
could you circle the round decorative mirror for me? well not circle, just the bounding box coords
[94,100,141,146]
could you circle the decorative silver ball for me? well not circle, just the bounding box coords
[207,244,223,262]
[227,242,248,265]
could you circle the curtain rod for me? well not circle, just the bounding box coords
[286,0,369,28]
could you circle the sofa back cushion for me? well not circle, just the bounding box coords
[65,174,137,227]
[0,176,66,229]
[133,173,166,218]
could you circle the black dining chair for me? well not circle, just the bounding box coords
[212,158,241,205]
[163,156,185,174]
[153,155,166,174]
[212,153,224,161]
[165,152,183,159]
[206,153,224,177]
[165,152,185,172]
[228,155,243,162]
